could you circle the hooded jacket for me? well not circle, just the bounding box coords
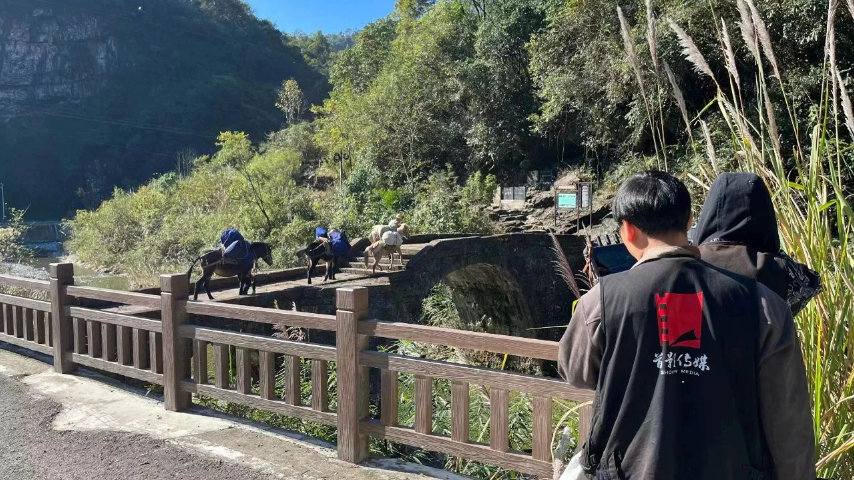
[693,173,787,297]
[694,173,820,315]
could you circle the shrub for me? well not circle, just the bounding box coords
[0,208,31,263]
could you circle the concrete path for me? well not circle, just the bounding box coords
[0,346,464,480]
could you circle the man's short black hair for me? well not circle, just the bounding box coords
[613,170,692,236]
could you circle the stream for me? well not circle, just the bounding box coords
[2,242,131,291]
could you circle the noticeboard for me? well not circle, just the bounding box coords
[557,192,577,209]
[539,170,555,185]
[554,181,594,229]
[580,183,591,209]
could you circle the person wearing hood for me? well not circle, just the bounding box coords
[693,173,821,315]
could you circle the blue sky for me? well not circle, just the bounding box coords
[246,0,396,33]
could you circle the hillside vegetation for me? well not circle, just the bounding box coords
[67,129,497,284]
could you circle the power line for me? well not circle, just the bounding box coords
[23,104,220,137]
[40,129,179,158]
[16,107,219,139]
[0,118,181,160]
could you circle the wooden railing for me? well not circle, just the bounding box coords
[0,264,592,478]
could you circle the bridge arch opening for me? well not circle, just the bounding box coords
[423,263,534,337]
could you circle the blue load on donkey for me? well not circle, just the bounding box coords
[219,228,253,269]
[329,230,350,256]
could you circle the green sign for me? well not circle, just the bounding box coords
[558,192,577,209]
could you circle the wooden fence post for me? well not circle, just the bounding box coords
[336,287,370,464]
[49,263,74,374]
[161,274,191,411]
[578,403,593,443]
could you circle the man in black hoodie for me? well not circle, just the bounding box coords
[559,171,814,480]
[693,172,820,315]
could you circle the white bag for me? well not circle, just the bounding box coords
[558,452,587,480]
[382,230,403,247]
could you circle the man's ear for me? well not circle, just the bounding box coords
[621,220,638,242]
[686,213,694,231]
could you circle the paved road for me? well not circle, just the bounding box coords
[0,375,274,480]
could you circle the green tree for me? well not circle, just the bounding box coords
[276,79,306,127]
[213,132,274,232]
[466,0,551,173]
[318,1,477,186]
[289,31,334,75]
[330,18,399,93]
[0,209,31,263]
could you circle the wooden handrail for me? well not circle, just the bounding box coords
[178,324,336,361]
[0,274,50,292]
[360,351,594,401]
[0,331,53,356]
[0,293,51,312]
[67,306,162,333]
[185,301,337,331]
[180,381,337,426]
[359,320,560,361]
[72,353,163,385]
[360,420,552,478]
[66,285,160,308]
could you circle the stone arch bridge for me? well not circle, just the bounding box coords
[214,233,587,342]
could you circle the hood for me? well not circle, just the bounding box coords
[694,172,780,252]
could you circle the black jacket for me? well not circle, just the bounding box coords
[583,254,768,479]
[694,173,820,315]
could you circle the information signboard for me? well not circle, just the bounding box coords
[557,192,577,209]
[580,183,591,209]
[539,170,555,185]
[554,181,595,230]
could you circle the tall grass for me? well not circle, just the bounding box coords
[621,0,854,476]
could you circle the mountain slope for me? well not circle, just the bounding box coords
[0,0,327,218]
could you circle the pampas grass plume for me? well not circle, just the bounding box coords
[664,61,692,139]
[745,0,781,78]
[646,0,659,74]
[737,0,760,60]
[618,6,645,91]
[721,19,741,88]
[701,120,719,174]
[667,18,716,83]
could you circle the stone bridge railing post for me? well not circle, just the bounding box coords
[49,263,75,374]
[336,287,370,463]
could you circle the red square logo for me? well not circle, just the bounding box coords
[656,292,703,349]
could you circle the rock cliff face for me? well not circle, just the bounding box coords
[0,0,326,219]
[0,6,118,120]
